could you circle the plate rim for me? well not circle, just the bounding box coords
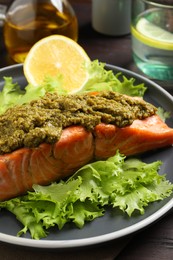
[0,63,172,249]
[0,197,172,248]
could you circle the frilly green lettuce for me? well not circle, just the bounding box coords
[0,60,146,115]
[78,60,146,96]
[0,151,172,240]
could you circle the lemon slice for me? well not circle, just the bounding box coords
[131,17,173,50]
[23,35,90,93]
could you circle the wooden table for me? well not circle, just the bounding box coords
[0,1,172,259]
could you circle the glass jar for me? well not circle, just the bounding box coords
[131,0,173,80]
[92,0,131,36]
[0,0,78,63]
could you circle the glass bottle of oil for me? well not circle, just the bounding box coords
[3,0,78,63]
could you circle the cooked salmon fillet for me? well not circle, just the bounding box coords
[0,126,94,200]
[0,89,173,201]
[94,115,173,158]
[0,114,173,201]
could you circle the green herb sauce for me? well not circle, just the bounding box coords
[0,91,156,154]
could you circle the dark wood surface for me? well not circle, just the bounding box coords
[0,1,173,259]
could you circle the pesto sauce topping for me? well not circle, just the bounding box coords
[0,91,157,154]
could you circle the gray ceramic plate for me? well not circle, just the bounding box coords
[0,64,172,249]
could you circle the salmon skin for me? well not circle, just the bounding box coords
[0,114,173,201]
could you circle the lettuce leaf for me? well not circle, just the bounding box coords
[157,107,171,122]
[0,60,146,115]
[77,60,147,96]
[0,77,24,114]
[0,75,66,115]
[0,151,172,240]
